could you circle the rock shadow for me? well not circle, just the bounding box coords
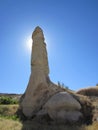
[16,109,86,130]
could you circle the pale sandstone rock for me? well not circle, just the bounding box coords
[21,26,63,117]
[31,26,49,75]
[22,83,63,117]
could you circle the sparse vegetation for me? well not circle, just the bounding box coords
[0,96,18,104]
[86,122,98,130]
[96,83,98,87]
[0,114,19,121]
[0,117,22,130]
[58,81,69,89]
[0,104,19,117]
[76,87,98,96]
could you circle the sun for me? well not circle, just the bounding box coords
[26,36,32,52]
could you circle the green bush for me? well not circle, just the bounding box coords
[0,96,18,104]
[0,115,19,121]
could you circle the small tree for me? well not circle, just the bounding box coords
[58,81,61,87]
[96,83,98,86]
[65,86,69,89]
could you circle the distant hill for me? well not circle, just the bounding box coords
[0,93,22,100]
[0,93,22,96]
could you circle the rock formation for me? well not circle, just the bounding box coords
[43,92,82,122]
[21,26,63,118]
[20,26,93,124]
[31,26,49,75]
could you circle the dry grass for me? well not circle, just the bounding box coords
[85,122,98,130]
[0,104,22,130]
[76,87,98,96]
[0,117,22,130]
[0,117,98,130]
[0,104,19,116]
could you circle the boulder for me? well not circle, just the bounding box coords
[47,110,82,123]
[44,92,82,122]
[44,92,81,111]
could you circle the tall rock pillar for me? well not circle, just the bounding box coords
[21,26,63,118]
[21,27,51,117]
[31,26,49,76]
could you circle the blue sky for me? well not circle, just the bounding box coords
[0,0,98,93]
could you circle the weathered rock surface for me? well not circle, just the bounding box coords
[22,83,64,117]
[31,26,49,75]
[20,26,93,124]
[43,92,82,122]
[44,92,81,110]
[48,110,82,123]
[21,26,64,117]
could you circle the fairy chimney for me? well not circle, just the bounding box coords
[21,26,52,117]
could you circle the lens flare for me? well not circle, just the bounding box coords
[26,36,32,52]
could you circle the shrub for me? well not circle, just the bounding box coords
[0,115,19,121]
[0,96,18,104]
[96,83,98,87]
